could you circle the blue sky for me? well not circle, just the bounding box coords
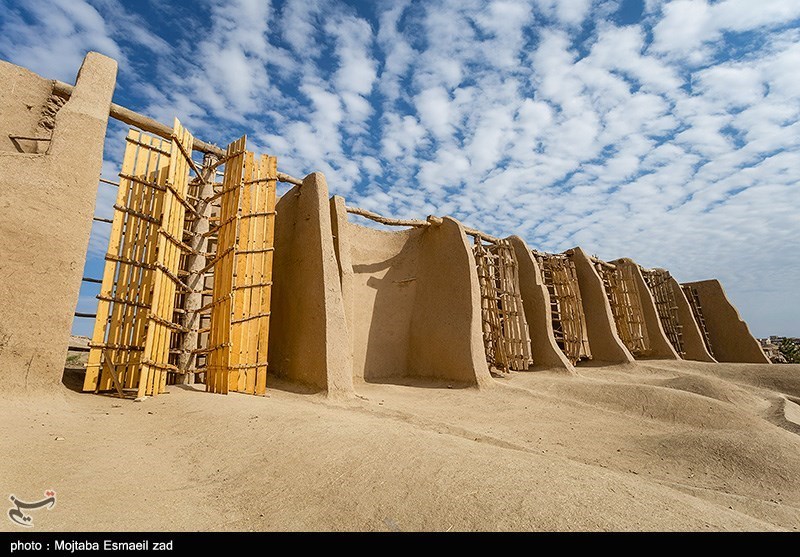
[1,0,798,337]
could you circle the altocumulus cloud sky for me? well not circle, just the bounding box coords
[0,0,797,336]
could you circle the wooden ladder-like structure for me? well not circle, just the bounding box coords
[537,254,591,365]
[597,262,650,357]
[473,238,532,372]
[83,121,194,398]
[206,138,277,395]
[642,269,685,357]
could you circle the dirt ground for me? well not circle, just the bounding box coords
[1,360,799,532]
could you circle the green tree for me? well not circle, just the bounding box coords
[779,339,800,364]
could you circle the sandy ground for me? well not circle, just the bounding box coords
[1,360,799,532]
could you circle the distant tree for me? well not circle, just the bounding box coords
[779,339,800,364]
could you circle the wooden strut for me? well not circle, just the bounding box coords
[597,261,649,356]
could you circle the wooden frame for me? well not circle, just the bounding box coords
[473,238,531,372]
[597,262,650,357]
[536,254,591,365]
[642,269,685,357]
[83,121,194,397]
[206,138,276,395]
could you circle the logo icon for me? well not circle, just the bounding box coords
[7,491,56,527]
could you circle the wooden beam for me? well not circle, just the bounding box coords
[53,80,225,157]
[52,80,305,188]
[345,206,428,228]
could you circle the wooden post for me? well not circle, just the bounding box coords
[178,152,218,383]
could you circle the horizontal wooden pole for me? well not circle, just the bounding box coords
[590,257,616,270]
[345,205,428,228]
[52,80,224,157]
[346,207,501,245]
[427,216,501,244]
[53,80,308,186]
[531,249,568,259]
[277,172,303,186]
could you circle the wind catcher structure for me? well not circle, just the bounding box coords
[0,52,771,400]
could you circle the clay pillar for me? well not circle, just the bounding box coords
[268,173,354,396]
[329,195,355,357]
[682,279,769,363]
[407,217,493,387]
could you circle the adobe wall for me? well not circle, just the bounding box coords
[682,279,769,364]
[612,259,679,360]
[667,276,716,362]
[567,248,635,364]
[507,236,573,372]
[329,210,492,387]
[0,53,117,394]
[0,60,56,154]
[346,223,424,381]
[268,173,355,395]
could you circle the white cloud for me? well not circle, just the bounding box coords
[534,0,593,26]
[651,0,800,62]
[0,0,123,82]
[414,87,454,140]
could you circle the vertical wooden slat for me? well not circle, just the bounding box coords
[99,132,147,391]
[254,154,277,396]
[83,130,138,392]
[239,152,258,393]
[121,135,163,389]
[229,151,252,391]
[128,141,167,388]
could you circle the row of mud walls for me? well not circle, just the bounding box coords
[0,53,769,399]
[0,52,117,394]
[682,280,770,364]
[329,200,491,387]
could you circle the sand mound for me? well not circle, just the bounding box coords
[529,377,757,430]
[1,361,799,531]
[660,374,766,410]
